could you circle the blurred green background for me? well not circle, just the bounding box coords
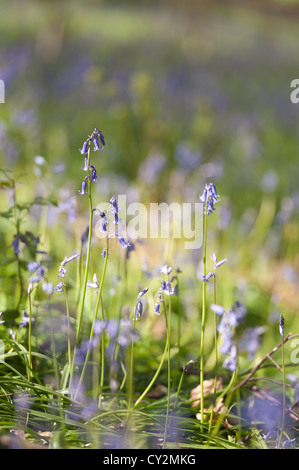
[0,0,299,334]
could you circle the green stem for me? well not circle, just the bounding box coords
[63,285,73,386]
[200,200,208,427]
[128,309,137,410]
[278,331,286,449]
[76,147,93,344]
[208,274,218,433]
[133,301,169,408]
[162,278,172,449]
[75,235,110,401]
[27,284,35,382]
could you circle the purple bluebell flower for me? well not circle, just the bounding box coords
[12,237,20,255]
[202,272,215,282]
[210,304,225,316]
[58,253,79,278]
[27,261,40,273]
[199,183,220,215]
[20,310,34,328]
[101,247,108,258]
[138,286,149,298]
[0,312,5,325]
[58,265,67,278]
[222,344,237,372]
[211,253,227,268]
[160,265,173,275]
[81,156,88,171]
[135,301,143,320]
[279,314,285,336]
[79,140,89,155]
[92,128,105,151]
[89,165,97,182]
[78,175,90,195]
[154,302,161,314]
[98,212,108,233]
[117,236,130,249]
[55,281,65,292]
[61,253,80,266]
[42,282,54,296]
[87,273,99,289]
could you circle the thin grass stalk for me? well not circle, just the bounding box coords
[277,324,286,449]
[63,285,72,386]
[133,297,169,408]
[75,235,110,401]
[200,198,208,428]
[162,276,172,449]
[76,146,93,344]
[208,274,219,433]
[128,309,136,410]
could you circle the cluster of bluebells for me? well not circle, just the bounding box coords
[158,265,180,297]
[199,183,220,215]
[12,231,44,257]
[78,128,105,195]
[95,197,130,252]
[210,301,247,371]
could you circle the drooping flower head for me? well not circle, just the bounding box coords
[79,128,105,155]
[200,183,220,215]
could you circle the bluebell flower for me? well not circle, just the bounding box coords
[79,140,89,155]
[222,344,237,372]
[101,247,108,258]
[78,175,90,195]
[20,310,34,328]
[97,211,108,233]
[12,237,20,255]
[279,314,285,336]
[160,265,173,275]
[135,301,143,321]
[92,128,105,151]
[0,312,5,325]
[199,183,220,215]
[57,253,79,279]
[211,253,227,268]
[42,282,54,296]
[89,165,97,182]
[55,281,65,292]
[202,272,215,282]
[87,273,99,289]
[81,156,88,171]
[210,304,225,316]
[138,286,149,298]
[61,253,80,266]
[117,236,130,249]
[27,262,40,273]
[154,302,161,314]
